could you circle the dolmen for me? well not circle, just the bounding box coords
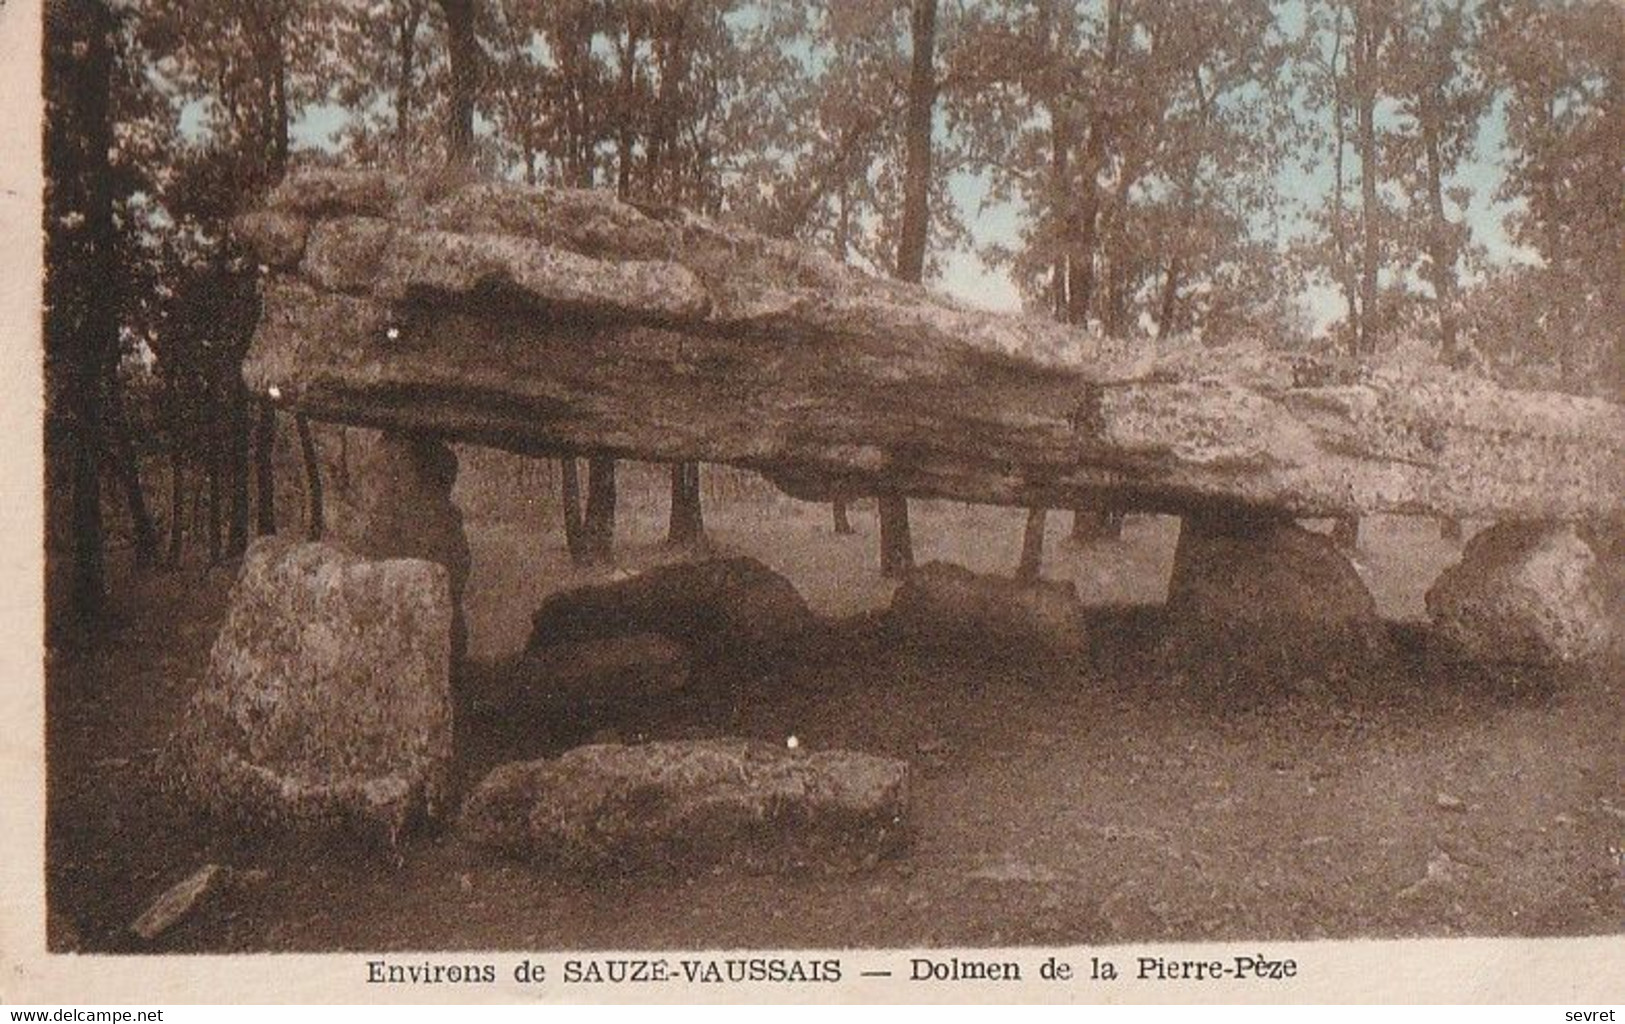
[232,168,1622,679]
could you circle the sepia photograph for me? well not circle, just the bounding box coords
[13,0,1625,999]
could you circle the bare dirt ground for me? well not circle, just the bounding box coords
[45,478,1625,952]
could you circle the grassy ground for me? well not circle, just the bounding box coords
[44,472,1625,951]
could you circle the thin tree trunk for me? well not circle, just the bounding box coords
[1330,4,1360,353]
[227,387,251,558]
[254,399,276,536]
[1356,3,1381,357]
[584,455,617,563]
[207,444,222,564]
[615,17,640,200]
[878,494,913,578]
[102,372,158,568]
[1156,255,1182,340]
[69,434,105,624]
[830,186,857,532]
[560,457,588,565]
[668,461,705,547]
[295,413,323,540]
[167,447,185,567]
[395,2,422,157]
[1066,0,1123,328]
[1420,100,1458,362]
[1421,93,1462,541]
[189,465,204,559]
[107,410,158,568]
[832,495,854,535]
[1048,100,1070,318]
[1016,507,1046,582]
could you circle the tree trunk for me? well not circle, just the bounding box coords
[560,457,589,565]
[254,399,277,536]
[101,370,158,569]
[584,455,617,563]
[295,413,324,540]
[878,494,913,578]
[830,187,857,532]
[895,0,937,284]
[1156,256,1182,340]
[1420,95,1457,362]
[1016,507,1046,582]
[1355,3,1381,357]
[167,447,185,567]
[269,19,289,180]
[832,495,854,535]
[395,2,422,158]
[59,0,119,631]
[668,461,705,547]
[227,387,252,558]
[1065,0,1123,329]
[207,445,222,564]
[880,0,938,575]
[1330,4,1360,353]
[615,18,640,201]
[439,0,477,167]
[107,408,158,568]
[1049,101,1070,318]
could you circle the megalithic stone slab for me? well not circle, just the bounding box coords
[460,739,910,873]
[235,170,1625,524]
[166,538,454,843]
[1426,523,1616,665]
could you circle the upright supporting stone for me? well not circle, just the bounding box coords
[331,431,472,666]
[1160,511,1391,692]
[1071,507,1124,543]
[1426,522,1615,666]
[167,538,454,842]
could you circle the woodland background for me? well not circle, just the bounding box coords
[42,0,1625,640]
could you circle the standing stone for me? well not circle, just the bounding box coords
[887,561,1088,654]
[460,739,910,873]
[1426,522,1615,665]
[331,431,471,665]
[526,557,817,675]
[1159,512,1391,690]
[510,632,691,710]
[167,538,454,841]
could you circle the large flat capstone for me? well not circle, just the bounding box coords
[167,538,454,841]
[461,740,910,873]
[234,169,1624,525]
